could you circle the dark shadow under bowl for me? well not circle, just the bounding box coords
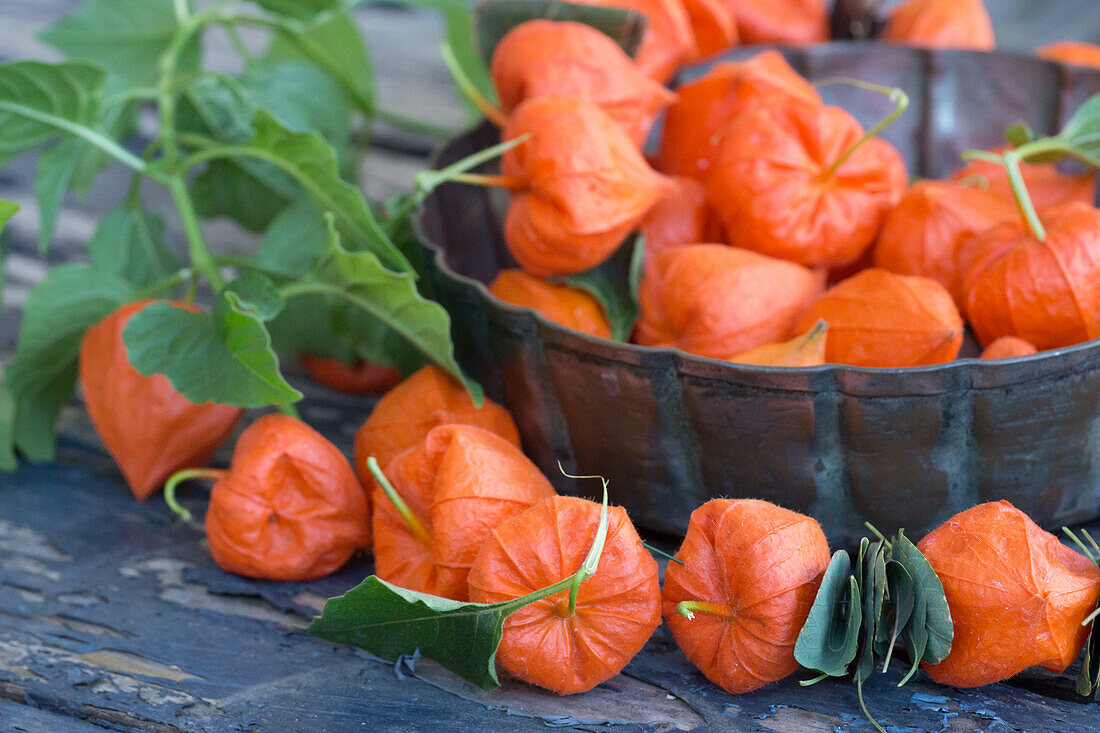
[416,43,1100,545]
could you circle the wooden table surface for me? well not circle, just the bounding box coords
[4,2,1100,731]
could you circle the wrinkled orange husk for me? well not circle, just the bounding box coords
[299,354,401,395]
[206,415,371,582]
[707,101,908,268]
[730,320,828,366]
[656,51,821,179]
[578,0,698,82]
[963,202,1100,350]
[352,365,520,493]
[79,300,243,501]
[636,244,824,360]
[489,269,612,338]
[681,0,738,57]
[723,0,828,45]
[980,336,1038,360]
[501,95,671,276]
[468,495,661,694]
[872,180,1019,311]
[882,0,994,50]
[919,500,1100,687]
[662,499,831,693]
[641,176,711,264]
[951,146,1096,213]
[491,20,677,147]
[373,425,556,601]
[796,268,964,367]
[1037,41,1100,70]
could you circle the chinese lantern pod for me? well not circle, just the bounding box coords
[489,269,613,338]
[882,0,995,50]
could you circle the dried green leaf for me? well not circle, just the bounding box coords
[554,234,644,342]
[795,550,862,678]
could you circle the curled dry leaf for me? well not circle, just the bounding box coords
[872,179,1018,310]
[725,0,828,45]
[373,425,556,601]
[490,20,676,147]
[882,0,995,50]
[730,320,828,367]
[489,269,613,338]
[951,146,1096,213]
[962,201,1100,350]
[707,100,907,268]
[353,365,519,494]
[467,495,661,694]
[299,355,400,395]
[205,414,371,582]
[79,300,243,501]
[662,499,830,694]
[980,336,1038,360]
[578,0,698,82]
[918,500,1100,687]
[639,176,711,264]
[656,51,821,179]
[1036,41,1100,70]
[501,95,670,276]
[635,244,824,360]
[796,268,964,367]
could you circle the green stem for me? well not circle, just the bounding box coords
[367,456,432,547]
[641,542,684,565]
[167,175,225,289]
[224,23,256,67]
[213,255,291,278]
[163,467,226,521]
[799,672,831,687]
[133,268,192,300]
[818,78,909,178]
[857,678,887,733]
[676,600,735,620]
[172,0,190,22]
[1002,150,1046,241]
[439,41,507,127]
[0,102,150,175]
[276,402,301,419]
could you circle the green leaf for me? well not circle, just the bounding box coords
[795,550,863,678]
[1056,92,1100,165]
[123,297,302,409]
[308,478,612,690]
[0,369,17,471]
[88,202,181,288]
[251,0,339,18]
[0,199,17,229]
[190,160,296,232]
[1004,121,1036,149]
[555,234,644,341]
[0,61,109,159]
[876,560,915,672]
[39,0,200,93]
[856,541,886,684]
[255,197,329,277]
[474,0,645,63]
[892,531,952,667]
[224,272,285,321]
[286,217,480,400]
[6,265,133,461]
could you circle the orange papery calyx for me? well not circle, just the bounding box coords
[883,0,995,51]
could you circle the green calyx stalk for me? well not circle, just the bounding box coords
[367,456,432,547]
[961,148,1046,241]
[676,600,735,621]
[439,41,507,127]
[163,467,228,521]
[816,77,909,178]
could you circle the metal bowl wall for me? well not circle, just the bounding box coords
[416,43,1100,545]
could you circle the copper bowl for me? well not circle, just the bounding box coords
[416,43,1100,545]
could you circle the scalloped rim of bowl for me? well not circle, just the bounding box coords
[415,42,1100,399]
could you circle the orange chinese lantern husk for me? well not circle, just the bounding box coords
[919,500,1100,687]
[467,495,662,695]
[730,320,828,366]
[657,51,821,179]
[636,244,825,360]
[490,20,676,147]
[796,268,964,367]
[707,101,908,269]
[980,336,1038,360]
[872,180,1018,310]
[951,146,1096,212]
[206,414,371,582]
[578,0,698,82]
[662,499,831,694]
[883,0,995,50]
[79,300,243,501]
[640,176,711,264]
[724,0,828,45]
[963,201,1100,350]
[489,269,612,338]
[1037,41,1100,70]
[299,354,401,395]
[501,95,671,277]
[373,425,556,601]
[352,365,520,492]
[681,0,738,57]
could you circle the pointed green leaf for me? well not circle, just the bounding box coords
[224,272,285,321]
[122,297,301,409]
[0,61,109,159]
[0,199,17,229]
[856,541,886,684]
[554,234,644,342]
[876,559,915,672]
[1057,92,1100,165]
[6,264,133,461]
[88,202,181,288]
[893,531,952,666]
[795,550,863,677]
[0,369,17,471]
[474,0,645,63]
[39,0,200,92]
